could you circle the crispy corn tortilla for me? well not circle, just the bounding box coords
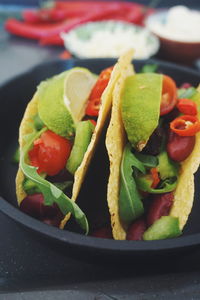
[106,72,200,239]
[16,50,134,230]
[169,85,200,229]
[105,53,134,240]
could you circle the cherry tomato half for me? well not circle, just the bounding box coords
[160,75,177,116]
[29,130,72,176]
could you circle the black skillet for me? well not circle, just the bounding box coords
[0,58,200,263]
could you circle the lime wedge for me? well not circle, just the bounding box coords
[37,67,97,139]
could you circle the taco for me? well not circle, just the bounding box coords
[16,50,134,232]
[106,63,200,240]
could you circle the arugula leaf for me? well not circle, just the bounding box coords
[23,178,73,195]
[20,128,89,234]
[135,175,177,194]
[134,152,158,168]
[119,143,144,224]
[54,181,73,191]
[178,87,197,99]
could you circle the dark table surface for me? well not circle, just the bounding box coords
[1,3,200,299]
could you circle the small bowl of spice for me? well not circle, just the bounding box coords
[145,6,200,65]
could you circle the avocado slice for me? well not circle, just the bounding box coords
[66,120,94,175]
[38,71,75,139]
[121,73,163,151]
[158,151,179,180]
[143,216,182,240]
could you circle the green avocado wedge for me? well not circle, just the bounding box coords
[66,120,94,175]
[37,68,97,139]
[121,73,163,151]
[38,71,75,139]
[143,216,181,240]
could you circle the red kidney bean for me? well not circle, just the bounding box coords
[91,227,113,239]
[20,193,63,225]
[42,211,64,227]
[167,130,195,162]
[146,192,174,227]
[126,218,147,240]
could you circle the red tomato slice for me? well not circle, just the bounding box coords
[29,130,72,176]
[160,75,177,116]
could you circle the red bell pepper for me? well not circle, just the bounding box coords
[5,1,151,45]
[22,1,145,24]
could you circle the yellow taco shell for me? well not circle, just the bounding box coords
[106,69,200,239]
[16,50,134,230]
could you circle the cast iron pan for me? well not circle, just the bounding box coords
[1,58,200,262]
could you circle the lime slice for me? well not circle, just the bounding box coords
[37,67,97,139]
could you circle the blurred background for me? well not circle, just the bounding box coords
[0,0,200,84]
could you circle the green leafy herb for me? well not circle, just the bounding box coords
[140,64,158,73]
[158,151,179,180]
[135,174,177,194]
[119,143,144,224]
[20,128,89,233]
[178,87,197,99]
[54,181,73,191]
[23,177,73,195]
[134,152,158,168]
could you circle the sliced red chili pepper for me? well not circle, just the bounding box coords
[89,66,113,101]
[170,115,200,136]
[150,168,160,189]
[85,98,101,117]
[85,66,113,117]
[177,99,198,116]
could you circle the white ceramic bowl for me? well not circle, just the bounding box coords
[61,20,160,59]
[145,9,200,64]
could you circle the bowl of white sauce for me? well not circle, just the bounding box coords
[145,6,200,64]
[61,20,160,59]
